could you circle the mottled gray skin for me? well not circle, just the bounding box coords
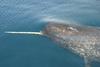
[43,22,100,67]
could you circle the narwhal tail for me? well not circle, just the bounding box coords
[4,31,43,35]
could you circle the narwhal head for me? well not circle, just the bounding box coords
[5,22,81,42]
[43,22,79,38]
[41,22,81,47]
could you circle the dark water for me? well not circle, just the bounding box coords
[0,0,100,67]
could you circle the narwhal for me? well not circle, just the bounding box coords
[5,22,100,67]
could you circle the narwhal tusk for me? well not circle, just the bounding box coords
[4,31,43,35]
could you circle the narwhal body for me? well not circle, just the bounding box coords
[5,22,100,67]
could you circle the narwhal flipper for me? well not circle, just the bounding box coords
[4,31,43,35]
[84,56,91,67]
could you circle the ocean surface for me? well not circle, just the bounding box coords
[0,0,100,67]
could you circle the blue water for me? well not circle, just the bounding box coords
[0,0,100,67]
